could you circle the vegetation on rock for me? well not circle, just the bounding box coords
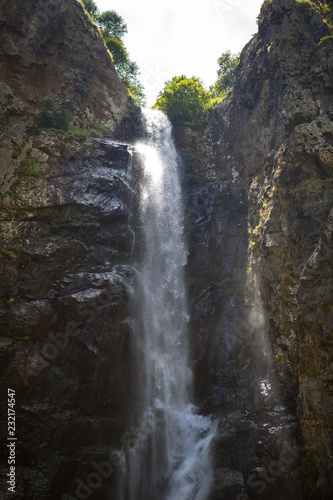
[15,158,44,178]
[39,98,69,131]
[154,52,239,122]
[210,50,239,98]
[154,76,212,122]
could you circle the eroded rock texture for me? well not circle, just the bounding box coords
[0,1,139,498]
[0,0,129,158]
[177,0,333,498]
[0,131,144,498]
[176,0,333,499]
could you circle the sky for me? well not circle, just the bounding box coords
[94,0,264,106]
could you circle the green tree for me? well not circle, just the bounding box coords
[115,58,146,106]
[104,37,128,66]
[80,0,99,18]
[81,0,146,106]
[98,10,128,40]
[154,76,212,122]
[211,50,239,97]
[103,36,146,106]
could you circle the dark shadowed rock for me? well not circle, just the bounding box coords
[176,1,333,497]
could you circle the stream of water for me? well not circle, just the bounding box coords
[117,109,217,500]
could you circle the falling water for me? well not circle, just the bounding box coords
[117,109,217,500]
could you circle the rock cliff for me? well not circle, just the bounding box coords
[0,1,141,498]
[0,0,130,175]
[176,0,333,497]
[0,135,141,499]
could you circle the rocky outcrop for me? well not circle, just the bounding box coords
[176,0,333,498]
[176,119,304,500]
[0,0,130,149]
[0,1,141,498]
[0,130,144,498]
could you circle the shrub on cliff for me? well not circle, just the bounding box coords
[39,98,69,131]
[154,76,212,122]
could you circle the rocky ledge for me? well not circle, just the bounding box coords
[0,131,143,499]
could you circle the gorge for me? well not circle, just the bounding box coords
[0,0,332,499]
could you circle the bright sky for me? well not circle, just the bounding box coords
[94,0,263,106]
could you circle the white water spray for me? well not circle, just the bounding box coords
[117,109,217,500]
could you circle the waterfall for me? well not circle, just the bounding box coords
[117,109,217,500]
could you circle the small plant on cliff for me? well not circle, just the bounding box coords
[318,35,333,46]
[154,76,212,122]
[15,158,44,178]
[291,449,319,496]
[295,0,314,5]
[66,126,103,139]
[65,257,75,268]
[0,248,15,260]
[39,98,69,131]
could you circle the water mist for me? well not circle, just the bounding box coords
[117,110,217,500]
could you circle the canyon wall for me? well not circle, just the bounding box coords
[177,0,333,497]
[0,1,141,498]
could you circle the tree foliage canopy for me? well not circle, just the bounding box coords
[211,50,239,98]
[154,76,212,122]
[80,0,145,106]
[98,11,127,40]
[81,0,98,16]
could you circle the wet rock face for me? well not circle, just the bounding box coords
[0,0,129,144]
[209,406,303,500]
[0,133,142,499]
[0,10,141,495]
[175,123,250,413]
[176,121,304,500]
[176,0,333,497]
